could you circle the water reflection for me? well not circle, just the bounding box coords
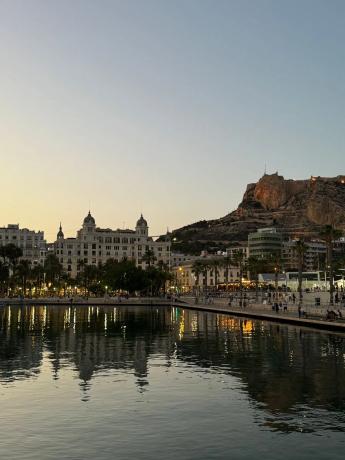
[1,305,345,434]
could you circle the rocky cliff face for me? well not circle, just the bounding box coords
[171,173,345,251]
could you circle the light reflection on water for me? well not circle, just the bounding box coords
[1,305,345,459]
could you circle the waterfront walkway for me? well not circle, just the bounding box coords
[181,297,345,333]
[0,297,188,308]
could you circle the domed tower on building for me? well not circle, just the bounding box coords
[83,211,96,233]
[57,223,64,240]
[136,214,148,237]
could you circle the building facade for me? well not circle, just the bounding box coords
[248,227,282,258]
[282,239,327,272]
[54,212,171,278]
[0,224,47,266]
[173,257,241,292]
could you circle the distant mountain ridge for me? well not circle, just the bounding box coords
[170,173,345,253]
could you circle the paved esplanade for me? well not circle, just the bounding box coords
[182,296,345,332]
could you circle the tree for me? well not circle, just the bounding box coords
[15,259,31,294]
[319,225,343,305]
[102,259,147,294]
[294,240,308,303]
[0,244,23,272]
[77,263,99,296]
[145,266,172,296]
[233,250,246,304]
[0,260,9,295]
[209,258,221,291]
[31,264,45,294]
[60,272,73,296]
[247,255,267,301]
[142,249,157,268]
[201,261,210,293]
[268,252,283,295]
[44,254,63,288]
[192,261,204,295]
[156,261,172,294]
[222,255,232,291]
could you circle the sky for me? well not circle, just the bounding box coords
[0,0,344,242]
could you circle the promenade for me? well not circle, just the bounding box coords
[181,296,345,333]
[0,297,189,308]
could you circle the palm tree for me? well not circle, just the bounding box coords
[268,252,283,296]
[222,255,232,291]
[60,272,72,297]
[78,264,99,297]
[15,259,31,294]
[156,261,172,294]
[44,254,63,291]
[0,260,9,296]
[142,249,157,268]
[247,255,266,302]
[31,264,45,295]
[319,225,343,305]
[191,260,204,295]
[210,258,221,291]
[294,239,308,303]
[0,244,23,274]
[201,261,210,293]
[233,250,245,305]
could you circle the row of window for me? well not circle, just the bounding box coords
[57,244,169,252]
[63,258,164,271]
[0,235,44,241]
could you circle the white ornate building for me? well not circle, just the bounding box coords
[53,212,171,278]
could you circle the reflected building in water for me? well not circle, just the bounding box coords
[1,304,345,431]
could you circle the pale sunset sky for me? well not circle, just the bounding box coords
[0,0,344,241]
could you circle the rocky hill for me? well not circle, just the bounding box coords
[170,173,345,254]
